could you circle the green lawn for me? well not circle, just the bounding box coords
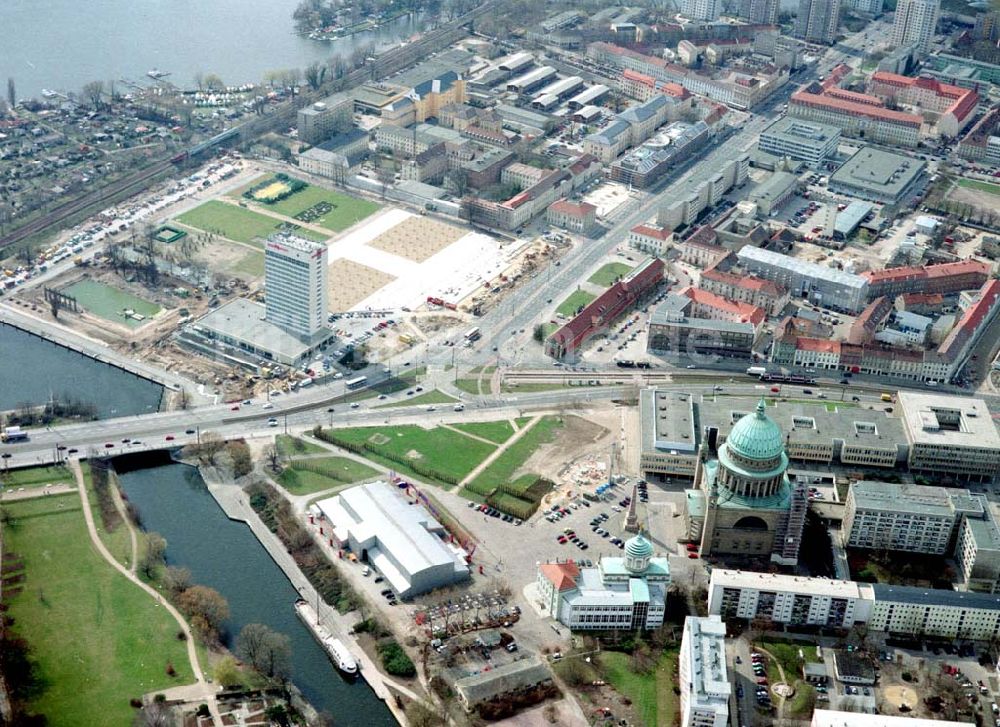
[602,649,680,727]
[275,434,327,458]
[79,462,133,569]
[63,280,161,328]
[276,456,379,495]
[322,424,497,485]
[759,639,819,718]
[176,200,327,245]
[587,262,634,287]
[556,289,596,317]
[501,382,576,393]
[2,493,193,726]
[263,184,380,232]
[454,379,483,395]
[1,464,73,489]
[374,389,457,409]
[957,178,1000,196]
[449,420,516,445]
[465,416,564,493]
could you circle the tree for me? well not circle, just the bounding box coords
[405,701,444,727]
[203,73,224,91]
[264,445,281,473]
[6,78,14,108]
[140,532,167,579]
[236,623,292,680]
[82,80,105,111]
[227,440,253,478]
[163,565,192,595]
[212,655,244,688]
[193,72,205,91]
[305,62,327,91]
[177,585,230,642]
[132,702,172,727]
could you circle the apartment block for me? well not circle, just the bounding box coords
[679,616,730,727]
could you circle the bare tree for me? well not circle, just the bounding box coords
[163,565,192,595]
[193,72,205,91]
[203,73,224,91]
[140,532,167,579]
[6,77,14,108]
[236,623,292,680]
[132,702,172,727]
[305,62,327,91]
[264,445,281,473]
[82,80,105,111]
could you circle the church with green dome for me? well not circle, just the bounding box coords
[685,398,807,566]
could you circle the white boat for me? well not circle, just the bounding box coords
[41,89,58,99]
[294,599,358,676]
[147,69,171,79]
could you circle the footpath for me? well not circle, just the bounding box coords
[201,471,421,725]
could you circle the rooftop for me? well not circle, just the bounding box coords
[193,298,326,362]
[710,569,864,599]
[829,147,926,197]
[871,582,1000,610]
[640,389,699,455]
[761,116,842,145]
[737,246,869,290]
[898,392,1000,449]
[849,481,984,518]
[811,710,972,727]
[683,615,731,709]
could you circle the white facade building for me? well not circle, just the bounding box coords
[683,0,721,20]
[892,0,940,53]
[737,245,870,312]
[680,616,730,727]
[812,709,971,727]
[264,234,328,340]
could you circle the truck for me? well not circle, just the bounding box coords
[0,425,28,443]
[746,366,767,377]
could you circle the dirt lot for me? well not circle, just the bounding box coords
[947,181,1000,211]
[520,413,613,484]
[190,237,263,282]
[366,216,465,263]
[327,258,397,311]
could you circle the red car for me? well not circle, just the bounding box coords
[230,405,240,411]
[770,386,780,393]
[687,553,699,559]
[685,543,698,551]
[165,435,175,441]
[557,536,568,544]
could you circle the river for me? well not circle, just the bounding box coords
[116,460,395,726]
[1,0,425,98]
[0,324,163,418]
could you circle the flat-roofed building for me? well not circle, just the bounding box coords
[737,246,870,312]
[828,147,927,204]
[868,583,1000,639]
[298,93,353,144]
[639,390,701,479]
[748,171,800,215]
[758,117,841,167]
[898,392,1000,482]
[843,481,985,554]
[316,481,471,598]
[812,710,971,727]
[708,570,872,627]
[956,503,1000,593]
[679,616,730,727]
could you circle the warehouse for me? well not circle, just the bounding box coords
[828,147,927,204]
[316,481,471,597]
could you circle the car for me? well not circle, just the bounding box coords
[687,553,698,559]
[185,429,196,435]
[262,402,274,409]
[351,402,360,409]
[267,417,279,427]
[378,394,387,400]
[686,364,697,369]
[557,535,567,544]
[380,589,393,596]
[230,405,240,411]
[68,448,78,454]
[327,407,336,413]
[104,442,115,448]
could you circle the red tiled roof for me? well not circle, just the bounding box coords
[939,279,1000,356]
[683,287,766,326]
[869,72,979,124]
[900,292,944,306]
[797,338,841,354]
[790,88,923,127]
[631,224,672,241]
[701,267,782,296]
[865,259,991,283]
[539,562,580,591]
[549,198,597,218]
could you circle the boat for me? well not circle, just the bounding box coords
[41,89,58,99]
[294,599,358,676]
[147,69,171,80]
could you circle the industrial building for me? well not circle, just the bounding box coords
[679,616,730,727]
[758,117,841,167]
[536,534,670,631]
[898,392,1000,483]
[315,481,471,598]
[736,246,870,312]
[507,66,557,94]
[828,147,927,204]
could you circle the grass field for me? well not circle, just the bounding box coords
[374,389,457,409]
[275,434,327,458]
[957,178,1000,196]
[63,280,161,328]
[323,424,497,485]
[264,184,380,232]
[464,416,563,495]
[176,200,327,245]
[1,465,73,489]
[760,639,819,718]
[588,262,634,287]
[232,250,265,277]
[602,649,680,727]
[277,456,379,495]
[2,493,193,726]
[449,421,516,445]
[454,379,483,395]
[556,289,596,317]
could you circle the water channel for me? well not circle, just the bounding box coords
[0,324,164,418]
[116,458,395,725]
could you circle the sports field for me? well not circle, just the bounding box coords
[2,494,193,726]
[176,200,327,245]
[588,262,634,287]
[63,279,161,327]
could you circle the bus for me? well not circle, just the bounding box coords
[464,327,482,342]
[346,376,368,390]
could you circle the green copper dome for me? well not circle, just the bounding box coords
[625,533,654,561]
[726,398,785,462]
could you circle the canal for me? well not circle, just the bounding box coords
[0,324,163,418]
[116,459,395,725]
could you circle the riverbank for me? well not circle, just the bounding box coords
[199,465,413,725]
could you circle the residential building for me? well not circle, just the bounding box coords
[708,570,871,627]
[863,260,991,299]
[794,0,842,44]
[502,162,548,190]
[609,121,713,189]
[739,0,780,24]
[657,155,751,232]
[812,711,971,727]
[892,0,940,53]
[629,223,673,256]
[298,93,353,144]
[789,83,923,147]
[758,117,841,167]
[868,584,1000,639]
[546,199,597,234]
[315,481,471,598]
[868,73,977,137]
[736,246,870,312]
[546,259,664,358]
[956,504,1000,593]
[584,95,673,163]
[264,234,328,340]
[537,534,671,630]
[678,229,729,267]
[687,399,808,565]
[844,0,883,12]
[843,481,986,554]
[400,143,449,184]
[700,268,789,315]
[899,391,1000,483]
[683,0,721,21]
[958,107,1000,167]
[297,129,369,182]
[679,616,730,727]
[828,147,927,204]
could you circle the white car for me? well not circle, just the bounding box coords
[267,417,278,427]
[262,402,274,409]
